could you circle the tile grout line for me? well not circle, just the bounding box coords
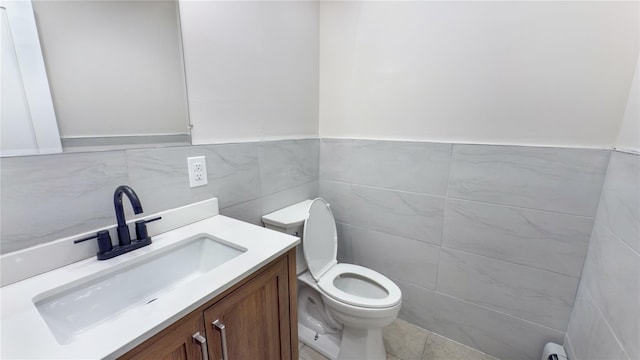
[445,196,597,219]
[436,291,568,334]
[320,179,447,200]
[440,244,583,279]
[321,175,600,220]
[435,144,456,293]
[602,222,640,258]
[257,141,266,214]
[320,179,600,220]
[582,284,632,359]
[421,330,432,360]
[347,219,583,280]
[347,223,440,248]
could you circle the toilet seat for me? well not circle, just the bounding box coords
[302,198,401,310]
[317,264,401,309]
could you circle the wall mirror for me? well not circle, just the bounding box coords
[1,0,191,156]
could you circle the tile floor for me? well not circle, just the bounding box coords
[298,319,498,360]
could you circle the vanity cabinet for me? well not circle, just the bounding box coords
[125,311,206,360]
[121,249,298,360]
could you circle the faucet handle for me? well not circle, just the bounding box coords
[135,216,162,241]
[74,230,113,255]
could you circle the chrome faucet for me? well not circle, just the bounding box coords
[114,185,143,246]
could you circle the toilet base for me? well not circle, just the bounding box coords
[299,321,341,359]
[338,326,386,360]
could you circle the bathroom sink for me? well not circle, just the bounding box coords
[33,234,246,345]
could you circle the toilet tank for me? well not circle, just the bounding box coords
[262,199,313,274]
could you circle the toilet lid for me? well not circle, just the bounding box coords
[302,198,338,281]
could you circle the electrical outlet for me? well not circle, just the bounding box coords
[187,156,208,188]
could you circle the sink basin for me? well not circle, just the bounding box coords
[33,234,246,345]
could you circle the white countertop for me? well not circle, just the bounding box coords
[0,214,299,359]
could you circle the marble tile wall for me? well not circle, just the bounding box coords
[565,150,639,360]
[319,138,610,360]
[0,139,318,254]
[3,136,630,360]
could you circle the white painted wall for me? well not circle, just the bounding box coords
[179,0,319,144]
[616,58,640,152]
[319,1,639,148]
[32,0,189,138]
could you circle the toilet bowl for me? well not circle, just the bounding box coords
[298,282,342,336]
[263,198,402,360]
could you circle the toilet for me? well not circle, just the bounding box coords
[262,198,402,360]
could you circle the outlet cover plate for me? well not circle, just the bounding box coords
[187,156,207,188]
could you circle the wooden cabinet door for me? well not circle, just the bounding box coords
[121,311,207,360]
[203,258,292,360]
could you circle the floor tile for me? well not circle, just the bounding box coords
[299,345,330,360]
[383,318,430,360]
[422,333,498,360]
[298,319,497,360]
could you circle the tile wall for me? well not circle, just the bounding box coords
[0,139,319,254]
[565,150,639,360]
[3,137,631,360]
[319,139,610,360]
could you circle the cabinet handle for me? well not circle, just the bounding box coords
[192,331,209,360]
[212,319,229,360]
